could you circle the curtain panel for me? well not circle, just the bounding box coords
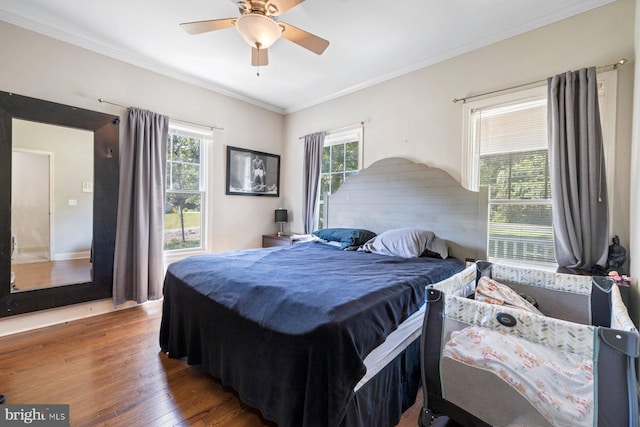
[113,107,169,304]
[548,67,609,270]
[302,131,326,234]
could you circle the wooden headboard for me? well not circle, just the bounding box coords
[326,157,488,261]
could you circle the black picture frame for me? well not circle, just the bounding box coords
[226,146,280,197]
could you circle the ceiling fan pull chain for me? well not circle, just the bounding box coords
[256,42,261,77]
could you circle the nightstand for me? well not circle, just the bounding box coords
[262,234,295,248]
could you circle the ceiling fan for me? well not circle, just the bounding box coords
[180,0,330,70]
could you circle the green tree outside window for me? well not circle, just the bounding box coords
[164,133,203,250]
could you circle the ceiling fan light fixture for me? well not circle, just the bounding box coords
[236,13,282,49]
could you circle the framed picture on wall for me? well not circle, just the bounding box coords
[226,146,280,197]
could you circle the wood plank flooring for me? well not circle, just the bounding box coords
[0,303,444,427]
[11,259,92,291]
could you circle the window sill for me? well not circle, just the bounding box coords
[164,248,206,265]
[487,257,558,272]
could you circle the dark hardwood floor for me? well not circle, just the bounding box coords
[0,303,454,426]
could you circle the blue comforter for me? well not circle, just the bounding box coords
[160,241,463,427]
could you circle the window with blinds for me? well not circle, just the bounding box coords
[463,70,617,267]
[473,97,556,265]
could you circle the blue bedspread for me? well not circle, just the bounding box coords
[160,241,463,427]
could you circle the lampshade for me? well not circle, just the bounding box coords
[236,14,282,49]
[275,208,288,223]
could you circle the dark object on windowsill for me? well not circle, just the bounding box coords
[606,235,627,275]
[0,394,5,404]
[591,264,607,276]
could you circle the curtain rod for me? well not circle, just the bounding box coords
[453,58,628,104]
[298,121,365,140]
[98,98,224,131]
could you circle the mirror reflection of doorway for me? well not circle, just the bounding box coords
[12,150,52,264]
[10,119,94,292]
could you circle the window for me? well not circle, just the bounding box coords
[462,71,617,266]
[317,129,363,230]
[164,124,210,251]
[476,96,554,264]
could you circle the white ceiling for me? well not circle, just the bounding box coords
[0,0,615,114]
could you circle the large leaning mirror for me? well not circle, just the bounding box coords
[11,120,94,292]
[0,91,120,317]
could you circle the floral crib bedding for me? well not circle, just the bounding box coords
[442,295,597,427]
[420,263,640,427]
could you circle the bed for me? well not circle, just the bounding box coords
[159,157,489,427]
[420,261,640,427]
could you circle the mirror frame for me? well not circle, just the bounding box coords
[0,91,120,317]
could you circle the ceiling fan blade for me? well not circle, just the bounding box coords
[279,22,329,55]
[251,47,269,66]
[180,18,236,35]
[266,0,305,16]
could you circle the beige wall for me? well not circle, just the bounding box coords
[12,151,50,253]
[0,20,285,255]
[283,0,636,254]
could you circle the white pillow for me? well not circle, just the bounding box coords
[424,236,449,259]
[360,228,435,258]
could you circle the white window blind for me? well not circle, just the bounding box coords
[475,99,547,155]
[475,96,555,265]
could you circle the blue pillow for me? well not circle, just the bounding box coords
[312,228,377,249]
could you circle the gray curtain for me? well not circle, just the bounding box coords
[302,131,326,234]
[113,107,169,304]
[548,67,608,269]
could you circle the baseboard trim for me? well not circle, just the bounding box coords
[0,299,161,337]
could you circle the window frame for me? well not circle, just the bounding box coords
[316,128,363,230]
[461,70,617,265]
[163,122,211,255]
[461,86,548,192]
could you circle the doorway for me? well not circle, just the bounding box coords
[11,149,53,264]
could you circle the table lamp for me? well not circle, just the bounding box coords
[275,208,288,236]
